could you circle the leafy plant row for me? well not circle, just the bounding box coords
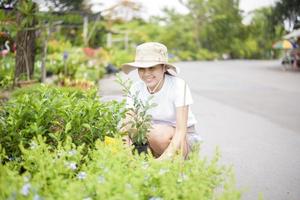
[0,84,126,159]
[0,136,241,200]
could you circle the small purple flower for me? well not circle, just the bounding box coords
[21,183,31,196]
[68,150,77,156]
[63,51,69,60]
[30,141,38,149]
[98,175,105,184]
[77,172,87,180]
[33,193,43,200]
[67,162,77,170]
[149,197,163,200]
[158,168,169,175]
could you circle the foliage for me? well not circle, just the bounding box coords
[0,135,241,199]
[0,84,127,158]
[273,0,300,30]
[245,7,284,59]
[179,0,244,58]
[44,47,106,81]
[47,39,72,54]
[116,75,156,145]
[196,48,219,60]
[0,55,15,90]
[42,0,84,11]
[109,48,134,69]
[16,0,37,28]
[74,65,106,82]
[176,50,193,61]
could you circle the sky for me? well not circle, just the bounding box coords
[90,0,278,19]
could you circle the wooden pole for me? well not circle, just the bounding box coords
[83,15,88,46]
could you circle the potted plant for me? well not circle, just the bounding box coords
[127,95,154,154]
[116,75,156,154]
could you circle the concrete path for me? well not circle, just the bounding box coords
[98,60,300,200]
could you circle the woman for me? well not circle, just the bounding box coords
[122,42,201,160]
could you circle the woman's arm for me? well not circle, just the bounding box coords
[120,110,135,146]
[157,105,189,160]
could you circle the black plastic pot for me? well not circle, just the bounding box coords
[133,143,148,154]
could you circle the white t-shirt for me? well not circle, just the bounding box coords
[127,74,197,127]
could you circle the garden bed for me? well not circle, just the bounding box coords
[0,84,241,199]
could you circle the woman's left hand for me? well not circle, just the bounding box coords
[156,152,173,161]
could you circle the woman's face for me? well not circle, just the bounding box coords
[138,64,166,89]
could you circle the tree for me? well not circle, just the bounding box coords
[180,0,209,49]
[13,0,37,83]
[273,0,300,30]
[178,0,244,58]
[245,7,284,58]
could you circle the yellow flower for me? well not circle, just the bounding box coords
[104,136,120,154]
[104,136,118,146]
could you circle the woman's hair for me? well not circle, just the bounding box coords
[165,71,172,75]
[162,64,172,75]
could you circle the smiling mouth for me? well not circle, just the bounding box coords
[145,77,154,82]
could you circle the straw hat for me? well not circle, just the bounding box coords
[122,42,179,76]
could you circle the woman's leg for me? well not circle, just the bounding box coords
[147,124,189,158]
[147,124,174,157]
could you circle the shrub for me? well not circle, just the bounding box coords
[45,48,106,81]
[0,56,14,90]
[195,49,219,60]
[109,48,134,69]
[47,39,72,54]
[0,136,241,199]
[177,50,194,61]
[0,84,127,158]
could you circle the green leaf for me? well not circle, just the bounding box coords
[65,122,72,133]
[82,123,91,130]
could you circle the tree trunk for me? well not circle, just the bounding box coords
[41,25,50,83]
[14,4,36,84]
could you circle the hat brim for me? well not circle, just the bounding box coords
[122,61,179,76]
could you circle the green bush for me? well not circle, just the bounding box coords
[109,48,134,69]
[0,56,15,90]
[0,136,241,199]
[47,39,72,54]
[45,48,106,81]
[177,50,194,61]
[195,49,219,60]
[74,65,106,82]
[46,51,83,78]
[0,84,126,158]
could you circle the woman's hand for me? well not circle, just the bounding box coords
[156,152,173,161]
[122,135,132,147]
[156,145,176,161]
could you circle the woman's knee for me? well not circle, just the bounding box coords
[147,125,174,152]
[148,125,174,142]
